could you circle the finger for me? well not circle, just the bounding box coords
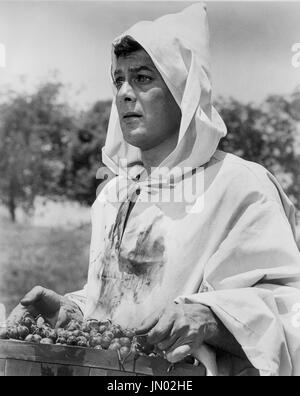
[156,322,188,351]
[166,344,192,364]
[55,310,68,329]
[147,318,174,345]
[157,333,180,351]
[135,315,160,335]
[6,305,28,327]
[21,286,45,306]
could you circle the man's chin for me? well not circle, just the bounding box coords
[123,131,151,150]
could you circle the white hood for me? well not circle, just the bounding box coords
[102,3,227,182]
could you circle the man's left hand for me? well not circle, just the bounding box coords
[135,302,218,363]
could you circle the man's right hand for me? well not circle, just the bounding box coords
[6,286,84,328]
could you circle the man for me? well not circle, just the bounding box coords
[8,4,300,375]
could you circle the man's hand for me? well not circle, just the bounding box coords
[136,302,218,363]
[136,302,245,363]
[7,286,83,328]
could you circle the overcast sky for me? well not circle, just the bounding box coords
[0,1,300,108]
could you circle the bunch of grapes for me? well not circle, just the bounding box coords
[0,315,155,361]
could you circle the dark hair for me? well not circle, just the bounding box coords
[113,36,144,58]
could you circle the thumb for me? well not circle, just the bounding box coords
[21,286,45,307]
[166,344,192,364]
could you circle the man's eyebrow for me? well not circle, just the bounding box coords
[114,65,154,77]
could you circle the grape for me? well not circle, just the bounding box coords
[56,337,67,345]
[32,335,42,343]
[100,336,111,349]
[99,319,111,327]
[98,325,107,334]
[67,320,81,332]
[110,325,123,338]
[123,329,135,339]
[22,316,35,330]
[57,329,68,339]
[94,345,103,350]
[64,331,73,339]
[89,335,102,348]
[36,316,46,328]
[30,325,38,335]
[77,336,88,347]
[78,341,88,347]
[40,338,54,345]
[17,326,30,340]
[108,342,121,351]
[119,337,131,347]
[0,329,8,340]
[103,331,114,341]
[81,323,91,333]
[8,327,19,340]
[119,346,130,359]
[72,330,82,337]
[86,319,99,330]
[25,334,35,343]
[47,329,58,342]
[67,336,77,346]
[82,332,90,340]
[89,329,99,338]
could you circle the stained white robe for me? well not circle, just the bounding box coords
[66,4,300,375]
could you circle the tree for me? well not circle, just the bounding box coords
[216,94,300,210]
[0,82,74,222]
[66,100,112,206]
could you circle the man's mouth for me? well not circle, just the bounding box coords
[123,112,142,120]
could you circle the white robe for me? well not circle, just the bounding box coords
[66,4,300,375]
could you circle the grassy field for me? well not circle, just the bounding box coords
[0,217,91,316]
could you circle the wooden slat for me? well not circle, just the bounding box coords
[0,359,6,376]
[121,353,205,376]
[0,340,205,376]
[41,363,90,376]
[122,354,161,375]
[168,364,206,376]
[89,368,108,376]
[106,370,137,376]
[0,341,120,370]
[121,352,178,375]
[90,368,138,376]
[5,359,42,376]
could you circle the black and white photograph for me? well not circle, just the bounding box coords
[0,0,300,378]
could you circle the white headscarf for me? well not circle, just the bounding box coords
[102,3,227,183]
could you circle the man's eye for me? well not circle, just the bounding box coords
[136,75,152,84]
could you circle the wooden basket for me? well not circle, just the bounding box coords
[0,340,206,376]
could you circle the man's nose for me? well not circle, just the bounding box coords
[118,81,136,103]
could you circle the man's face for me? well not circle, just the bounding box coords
[114,49,181,151]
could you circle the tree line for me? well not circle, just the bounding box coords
[0,81,299,222]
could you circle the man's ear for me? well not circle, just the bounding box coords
[96,166,116,197]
